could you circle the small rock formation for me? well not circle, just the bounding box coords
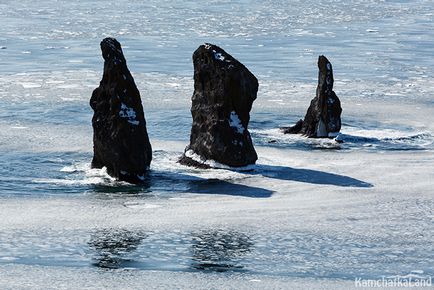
[180,43,258,168]
[90,38,152,183]
[282,55,342,138]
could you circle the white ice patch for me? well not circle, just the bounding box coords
[341,127,433,143]
[60,162,90,173]
[184,149,254,171]
[229,111,245,134]
[58,163,141,186]
[119,103,139,125]
[20,82,41,89]
[0,257,17,261]
[124,202,161,209]
[252,128,342,149]
[184,149,205,163]
[57,84,79,89]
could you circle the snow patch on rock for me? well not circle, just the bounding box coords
[229,111,245,134]
[119,103,139,125]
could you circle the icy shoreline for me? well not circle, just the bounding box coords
[1,142,433,288]
[1,0,434,287]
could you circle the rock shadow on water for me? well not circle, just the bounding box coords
[90,180,152,196]
[250,164,373,188]
[185,178,273,198]
[87,228,253,272]
[89,229,146,269]
[190,229,253,272]
[89,171,273,198]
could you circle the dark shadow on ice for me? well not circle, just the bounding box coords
[190,229,252,272]
[87,162,369,197]
[89,171,273,198]
[91,183,152,195]
[248,164,373,188]
[88,229,145,269]
[185,178,273,198]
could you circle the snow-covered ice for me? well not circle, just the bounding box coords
[1,0,434,288]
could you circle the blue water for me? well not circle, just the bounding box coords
[1,0,433,286]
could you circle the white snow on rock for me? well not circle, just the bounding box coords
[229,111,245,134]
[327,97,335,104]
[184,149,253,170]
[213,51,225,61]
[119,103,139,125]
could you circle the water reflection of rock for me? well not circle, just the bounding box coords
[89,229,145,269]
[191,229,252,272]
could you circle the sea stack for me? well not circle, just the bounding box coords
[90,38,152,183]
[282,55,342,138]
[180,43,258,168]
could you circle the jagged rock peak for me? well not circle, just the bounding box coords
[282,55,342,138]
[180,43,258,168]
[90,37,152,184]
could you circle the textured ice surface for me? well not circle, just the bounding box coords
[1,142,433,287]
[1,0,434,288]
[251,126,434,151]
[0,264,360,290]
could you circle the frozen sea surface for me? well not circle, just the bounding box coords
[1,0,434,289]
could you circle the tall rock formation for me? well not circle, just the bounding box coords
[90,38,152,183]
[180,43,258,168]
[282,55,342,138]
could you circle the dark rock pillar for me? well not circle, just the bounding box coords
[180,43,258,168]
[282,55,342,138]
[90,38,152,183]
